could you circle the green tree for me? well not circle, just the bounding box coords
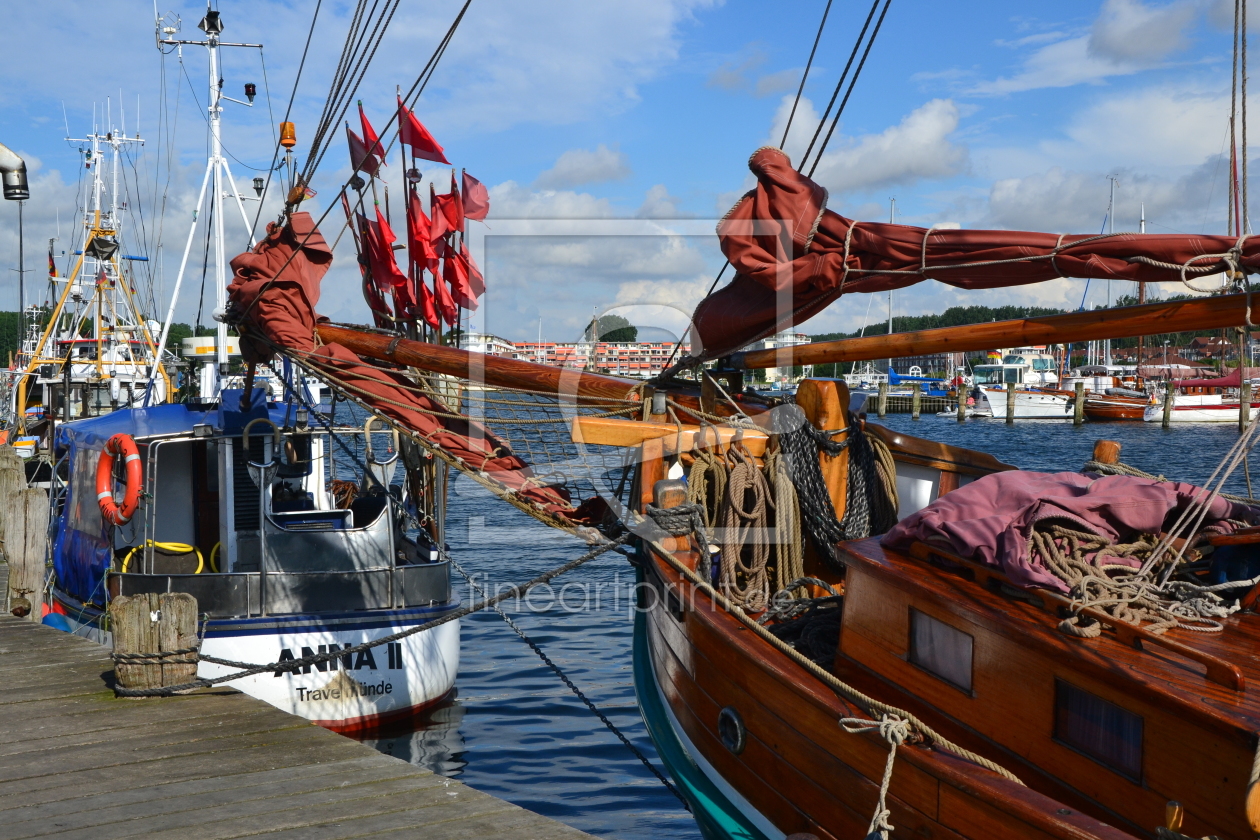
[588,313,638,342]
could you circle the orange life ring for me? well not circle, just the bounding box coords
[96,433,142,525]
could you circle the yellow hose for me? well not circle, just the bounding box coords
[209,542,221,573]
[120,541,205,574]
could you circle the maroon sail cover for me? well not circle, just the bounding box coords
[693,147,1260,360]
[229,214,581,519]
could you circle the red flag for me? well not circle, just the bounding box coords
[416,274,440,330]
[358,102,386,165]
[432,265,458,325]
[357,215,394,323]
[397,96,450,164]
[407,188,439,273]
[444,248,477,310]
[373,208,410,287]
[459,240,484,298]
[430,183,450,242]
[346,125,380,176]
[462,170,490,221]
[430,193,462,239]
[450,171,465,233]
[393,271,418,318]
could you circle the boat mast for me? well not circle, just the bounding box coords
[1105,176,1117,368]
[151,8,260,401]
[887,197,895,376]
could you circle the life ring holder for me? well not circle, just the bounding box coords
[242,418,283,488]
[96,433,143,526]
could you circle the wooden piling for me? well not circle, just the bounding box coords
[877,381,888,417]
[1242,382,1252,433]
[1074,382,1085,426]
[1092,439,1122,465]
[1162,385,1174,429]
[1005,382,1016,425]
[0,447,49,620]
[110,592,200,691]
[956,386,967,422]
[911,383,921,419]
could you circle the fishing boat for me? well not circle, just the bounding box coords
[0,121,171,459]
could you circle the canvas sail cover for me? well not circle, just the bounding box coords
[692,147,1260,360]
[227,213,583,519]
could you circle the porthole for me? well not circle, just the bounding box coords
[718,706,745,754]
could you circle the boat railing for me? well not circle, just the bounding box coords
[108,561,452,618]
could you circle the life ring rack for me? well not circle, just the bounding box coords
[96,433,143,526]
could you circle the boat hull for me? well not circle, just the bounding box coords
[49,589,459,734]
[1083,398,1148,421]
[1142,402,1260,422]
[978,388,1073,419]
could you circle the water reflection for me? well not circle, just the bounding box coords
[360,697,469,777]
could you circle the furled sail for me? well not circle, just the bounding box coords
[692,146,1260,360]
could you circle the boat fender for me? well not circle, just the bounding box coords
[96,433,142,525]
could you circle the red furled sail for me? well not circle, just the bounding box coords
[346,126,380,177]
[358,103,386,165]
[462,170,490,221]
[397,96,450,164]
[691,146,1260,360]
[228,213,579,518]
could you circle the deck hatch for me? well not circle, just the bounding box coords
[1054,679,1143,780]
[907,608,973,692]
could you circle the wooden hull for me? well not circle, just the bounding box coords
[634,560,1138,840]
[1083,398,1148,421]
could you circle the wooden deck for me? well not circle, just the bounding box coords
[0,589,595,839]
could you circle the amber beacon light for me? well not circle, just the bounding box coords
[279,121,296,148]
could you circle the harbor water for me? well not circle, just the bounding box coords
[357,413,1259,840]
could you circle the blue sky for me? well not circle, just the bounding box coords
[0,0,1251,343]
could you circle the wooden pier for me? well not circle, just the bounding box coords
[0,594,594,839]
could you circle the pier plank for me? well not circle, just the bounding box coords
[0,614,595,840]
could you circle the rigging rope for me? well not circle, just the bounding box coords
[779,0,835,148]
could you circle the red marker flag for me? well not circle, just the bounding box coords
[432,264,458,325]
[462,170,490,221]
[430,183,450,242]
[407,187,439,274]
[372,207,409,287]
[459,240,484,298]
[358,102,387,165]
[397,96,450,164]
[450,171,464,233]
[444,248,477,310]
[417,274,440,330]
[346,125,380,176]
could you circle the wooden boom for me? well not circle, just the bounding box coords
[314,323,641,402]
[730,292,1256,369]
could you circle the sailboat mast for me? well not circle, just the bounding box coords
[887,197,895,375]
[207,31,229,380]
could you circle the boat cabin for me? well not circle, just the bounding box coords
[52,389,448,621]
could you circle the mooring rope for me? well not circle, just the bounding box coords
[113,534,630,697]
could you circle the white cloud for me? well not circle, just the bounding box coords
[1089,0,1198,62]
[533,145,632,190]
[968,0,1199,95]
[637,184,684,218]
[804,99,968,196]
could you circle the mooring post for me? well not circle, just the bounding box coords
[1092,439,1122,465]
[110,592,199,692]
[1162,384,1174,429]
[1242,382,1252,433]
[1074,382,1085,426]
[911,383,921,420]
[0,447,49,620]
[1005,382,1016,425]
[877,381,888,417]
[956,385,967,422]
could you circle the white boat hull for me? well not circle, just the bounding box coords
[1143,403,1260,423]
[978,388,1073,419]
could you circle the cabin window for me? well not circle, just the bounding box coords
[1054,680,1143,780]
[907,609,973,692]
[1003,368,1021,385]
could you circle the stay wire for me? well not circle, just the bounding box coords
[780,0,835,148]
[807,0,893,178]
[235,0,473,322]
[798,0,881,172]
[250,0,323,238]
[448,557,689,808]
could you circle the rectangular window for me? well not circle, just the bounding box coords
[907,609,973,692]
[1054,680,1143,780]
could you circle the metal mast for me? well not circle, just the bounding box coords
[151,7,260,401]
